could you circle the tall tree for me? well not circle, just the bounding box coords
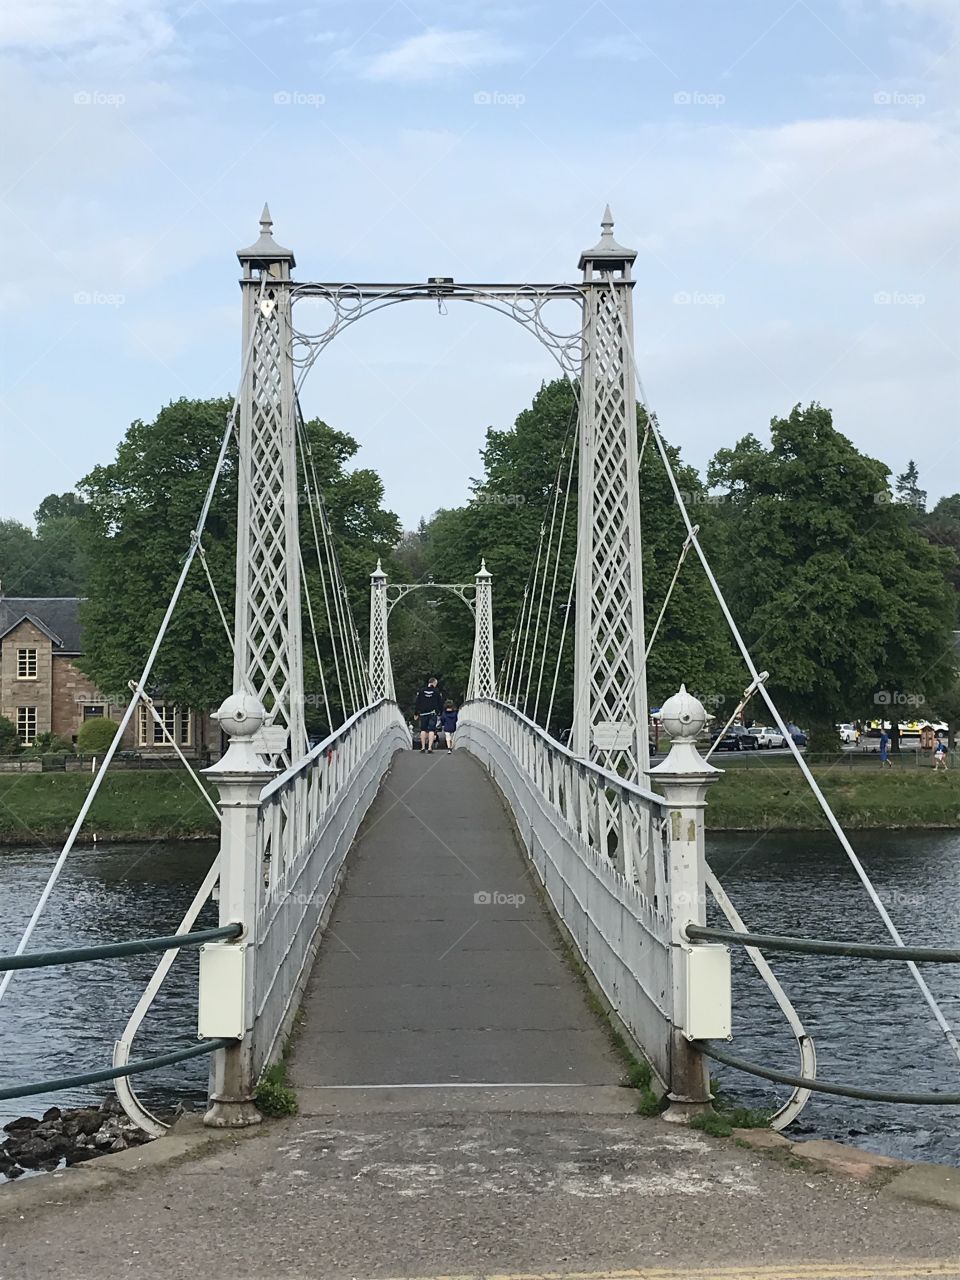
[895,459,926,513]
[0,495,87,597]
[708,404,956,743]
[78,397,399,729]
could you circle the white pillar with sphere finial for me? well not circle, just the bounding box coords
[651,684,725,1120]
[201,690,276,1128]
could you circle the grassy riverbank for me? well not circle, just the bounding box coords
[0,771,219,845]
[706,761,960,830]
[0,758,958,843]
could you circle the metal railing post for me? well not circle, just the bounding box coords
[650,685,722,1121]
[202,690,276,1128]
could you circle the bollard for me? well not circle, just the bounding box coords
[201,690,275,1128]
[651,685,723,1122]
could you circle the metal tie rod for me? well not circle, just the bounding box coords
[0,924,242,973]
[686,923,960,964]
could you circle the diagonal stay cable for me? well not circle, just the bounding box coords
[612,278,960,1067]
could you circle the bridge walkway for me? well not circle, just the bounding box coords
[289,748,621,1100]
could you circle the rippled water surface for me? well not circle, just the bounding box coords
[0,841,218,1130]
[709,829,960,1166]
[2,832,959,1165]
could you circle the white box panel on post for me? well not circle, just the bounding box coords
[198,942,246,1040]
[682,944,731,1041]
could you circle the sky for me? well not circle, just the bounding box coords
[1,0,959,531]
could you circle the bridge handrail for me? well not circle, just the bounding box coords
[460,697,670,812]
[259,699,397,801]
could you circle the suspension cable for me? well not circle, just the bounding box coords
[130,683,222,823]
[532,392,581,723]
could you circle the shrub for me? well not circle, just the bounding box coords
[34,732,75,754]
[77,717,120,754]
[0,715,19,755]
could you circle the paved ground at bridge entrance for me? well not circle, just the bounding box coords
[3,750,960,1279]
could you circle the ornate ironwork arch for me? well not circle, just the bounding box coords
[289,282,586,384]
[386,582,477,618]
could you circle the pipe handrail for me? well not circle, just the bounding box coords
[685,923,960,964]
[0,924,242,973]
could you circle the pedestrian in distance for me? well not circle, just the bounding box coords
[933,735,949,772]
[440,701,458,754]
[878,727,893,769]
[414,677,444,754]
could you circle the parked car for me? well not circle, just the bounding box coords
[716,725,760,751]
[785,723,808,747]
[753,726,786,748]
[837,723,859,744]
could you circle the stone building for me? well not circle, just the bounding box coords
[0,597,213,755]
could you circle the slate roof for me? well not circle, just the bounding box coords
[0,598,84,654]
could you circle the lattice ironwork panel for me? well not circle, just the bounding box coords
[574,281,649,785]
[235,286,306,764]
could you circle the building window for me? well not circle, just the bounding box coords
[82,705,105,721]
[138,705,192,748]
[16,707,37,745]
[17,648,37,679]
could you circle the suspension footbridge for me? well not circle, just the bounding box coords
[2,208,960,1227]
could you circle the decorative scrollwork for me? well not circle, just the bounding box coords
[289,282,585,385]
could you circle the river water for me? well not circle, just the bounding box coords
[1,831,958,1166]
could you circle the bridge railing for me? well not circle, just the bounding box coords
[252,699,410,1076]
[204,695,409,1123]
[457,697,677,1088]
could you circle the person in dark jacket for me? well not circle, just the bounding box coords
[440,702,458,754]
[414,677,444,753]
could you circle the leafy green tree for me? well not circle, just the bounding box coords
[0,496,88,596]
[919,494,960,611]
[422,378,741,734]
[708,404,956,745]
[78,398,399,732]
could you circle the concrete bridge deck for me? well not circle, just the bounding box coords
[289,749,620,1101]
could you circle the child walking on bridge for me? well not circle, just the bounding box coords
[440,702,458,754]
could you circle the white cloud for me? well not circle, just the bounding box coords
[0,0,178,59]
[363,28,518,84]
[580,34,650,62]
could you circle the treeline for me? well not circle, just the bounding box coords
[391,381,960,746]
[4,386,958,748]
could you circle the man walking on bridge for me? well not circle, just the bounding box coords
[414,676,444,753]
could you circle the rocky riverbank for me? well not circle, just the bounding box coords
[1,1099,153,1179]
